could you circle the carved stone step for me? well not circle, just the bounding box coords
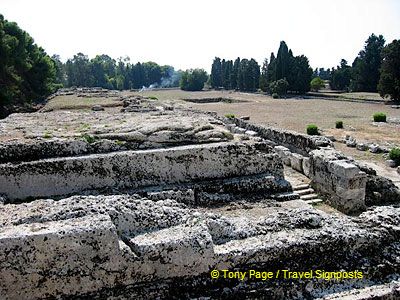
[300,194,319,200]
[295,188,315,196]
[292,184,310,191]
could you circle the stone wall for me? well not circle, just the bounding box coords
[309,148,367,213]
[0,141,285,202]
[225,117,332,156]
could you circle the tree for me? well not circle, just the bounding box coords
[378,39,400,102]
[65,53,93,87]
[223,60,233,89]
[210,57,222,88]
[180,69,208,91]
[51,54,66,87]
[231,57,240,90]
[90,54,115,89]
[276,41,290,80]
[351,34,385,92]
[330,59,351,90]
[289,55,313,93]
[310,77,325,91]
[0,14,57,116]
[142,61,162,86]
[263,42,312,94]
[259,58,269,92]
[266,52,276,86]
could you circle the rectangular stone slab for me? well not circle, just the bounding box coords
[0,142,283,201]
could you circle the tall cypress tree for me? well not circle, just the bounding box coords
[249,58,260,91]
[266,53,276,86]
[231,57,241,90]
[224,60,233,89]
[210,57,222,88]
[260,58,269,92]
[276,41,290,80]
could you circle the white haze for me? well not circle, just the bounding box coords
[1,0,400,71]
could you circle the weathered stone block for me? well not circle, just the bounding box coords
[0,142,284,201]
[302,157,311,177]
[290,153,304,173]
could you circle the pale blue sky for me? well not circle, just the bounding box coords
[1,0,399,71]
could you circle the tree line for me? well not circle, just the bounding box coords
[1,14,400,118]
[313,33,399,102]
[210,41,313,95]
[54,54,182,90]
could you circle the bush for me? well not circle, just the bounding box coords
[310,77,325,91]
[272,93,279,99]
[306,124,319,135]
[389,148,400,165]
[335,120,343,129]
[269,79,289,96]
[148,96,158,100]
[373,112,387,122]
[224,113,235,119]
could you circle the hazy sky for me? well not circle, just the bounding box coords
[1,0,399,71]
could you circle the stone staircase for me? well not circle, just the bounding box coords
[293,183,323,205]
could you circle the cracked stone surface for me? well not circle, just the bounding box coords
[0,195,399,299]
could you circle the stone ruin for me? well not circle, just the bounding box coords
[0,92,399,299]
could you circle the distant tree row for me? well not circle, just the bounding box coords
[54,54,182,90]
[0,14,58,116]
[210,57,260,92]
[314,33,400,101]
[210,41,313,95]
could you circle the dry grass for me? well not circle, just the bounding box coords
[310,91,384,102]
[42,95,122,111]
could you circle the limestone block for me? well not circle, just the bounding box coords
[328,160,360,178]
[302,157,311,177]
[129,224,214,277]
[386,160,396,168]
[290,153,304,173]
[274,145,291,166]
[356,143,368,151]
[245,130,258,136]
[0,142,284,201]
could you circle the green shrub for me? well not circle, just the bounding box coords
[148,96,158,100]
[373,112,387,122]
[272,93,279,99]
[306,124,319,135]
[310,77,325,91]
[389,148,400,165]
[335,120,343,129]
[81,133,97,144]
[269,78,289,96]
[224,113,236,119]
